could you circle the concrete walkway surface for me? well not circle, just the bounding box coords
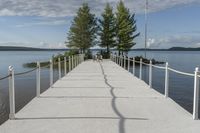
[0,60,200,133]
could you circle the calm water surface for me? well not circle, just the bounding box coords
[129,51,200,117]
[0,51,64,124]
[0,50,200,124]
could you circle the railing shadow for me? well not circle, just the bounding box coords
[99,62,148,133]
[15,116,148,121]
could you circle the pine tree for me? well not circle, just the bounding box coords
[67,3,97,53]
[98,3,116,55]
[116,0,139,55]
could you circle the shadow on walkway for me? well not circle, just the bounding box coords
[99,62,148,133]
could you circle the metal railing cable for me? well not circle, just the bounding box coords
[0,75,10,80]
[152,64,165,70]
[134,60,140,63]
[40,64,50,69]
[142,62,149,66]
[14,67,38,76]
[1,54,85,121]
[168,67,194,77]
[111,54,200,120]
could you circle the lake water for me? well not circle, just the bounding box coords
[0,50,200,124]
[0,51,64,124]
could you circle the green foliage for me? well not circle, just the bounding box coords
[98,3,116,55]
[100,50,111,59]
[67,3,97,53]
[64,49,79,56]
[116,0,140,54]
[84,49,93,59]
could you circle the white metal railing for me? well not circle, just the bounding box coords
[111,54,199,120]
[0,54,85,120]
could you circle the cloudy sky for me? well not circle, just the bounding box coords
[0,0,200,49]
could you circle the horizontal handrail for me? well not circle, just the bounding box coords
[111,54,199,120]
[0,75,10,81]
[141,62,149,66]
[40,64,51,69]
[152,64,165,70]
[168,67,194,77]
[15,67,38,76]
[0,54,85,121]
[134,60,140,63]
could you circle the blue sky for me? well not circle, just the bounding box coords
[0,0,200,49]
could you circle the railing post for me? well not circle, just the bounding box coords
[64,57,67,75]
[76,55,78,65]
[36,62,40,97]
[193,67,199,120]
[128,57,130,72]
[165,62,169,98]
[75,55,78,67]
[69,56,71,72]
[74,55,76,67]
[72,55,74,69]
[58,58,61,79]
[82,54,84,62]
[119,56,121,66]
[50,59,53,87]
[133,58,135,76]
[124,56,126,69]
[76,55,78,66]
[117,56,119,65]
[77,55,79,65]
[149,60,152,88]
[115,55,117,64]
[121,56,122,67]
[8,66,15,120]
[78,54,80,64]
[139,58,142,79]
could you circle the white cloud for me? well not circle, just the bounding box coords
[147,35,200,49]
[0,41,66,49]
[0,0,199,17]
[38,41,65,49]
[16,19,70,27]
[147,38,155,48]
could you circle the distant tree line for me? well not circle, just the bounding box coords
[66,0,139,57]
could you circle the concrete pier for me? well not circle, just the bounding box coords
[1,60,200,133]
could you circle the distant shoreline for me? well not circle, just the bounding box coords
[1,46,200,51]
[0,46,68,51]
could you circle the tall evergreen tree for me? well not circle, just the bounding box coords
[116,0,139,55]
[67,3,97,53]
[98,3,116,55]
